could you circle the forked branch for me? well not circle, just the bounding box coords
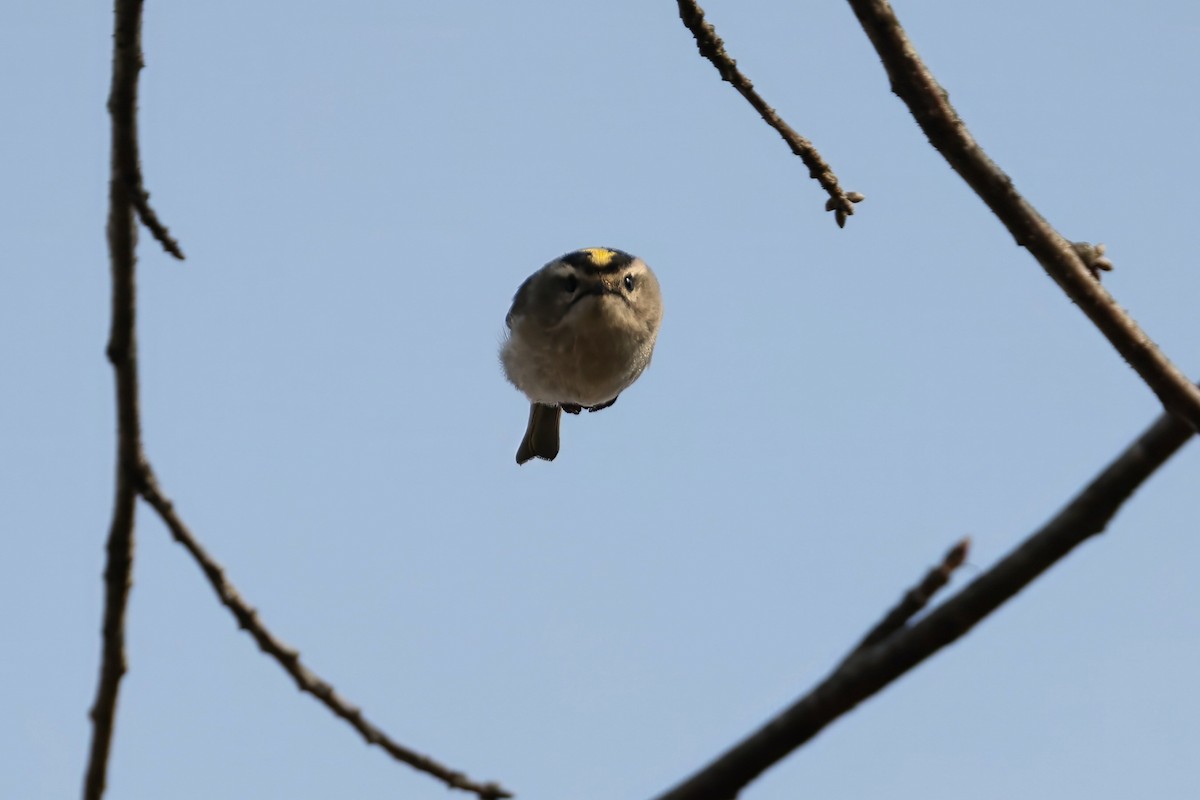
[85,2,506,798]
[651,409,1192,800]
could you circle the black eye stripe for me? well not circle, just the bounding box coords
[623,274,636,291]
[562,274,578,293]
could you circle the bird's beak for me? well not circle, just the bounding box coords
[569,278,624,308]
[589,278,620,296]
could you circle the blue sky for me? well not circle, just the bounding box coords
[3,2,1198,799]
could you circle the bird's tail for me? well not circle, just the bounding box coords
[516,403,561,464]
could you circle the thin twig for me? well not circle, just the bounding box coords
[847,537,970,658]
[131,182,184,260]
[652,409,1193,800]
[136,466,513,800]
[83,2,151,798]
[843,0,1200,432]
[675,0,864,227]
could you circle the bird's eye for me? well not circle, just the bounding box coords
[562,274,578,293]
[623,274,636,291]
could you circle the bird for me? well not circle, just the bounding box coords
[501,247,663,464]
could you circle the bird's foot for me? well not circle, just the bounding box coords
[586,396,618,413]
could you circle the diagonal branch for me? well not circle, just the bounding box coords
[843,0,1200,432]
[651,408,1193,800]
[136,467,513,800]
[676,0,864,227]
[84,1,152,797]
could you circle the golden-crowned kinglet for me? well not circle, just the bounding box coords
[501,247,663,464]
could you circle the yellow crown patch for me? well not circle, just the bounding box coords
[580,247,616,267]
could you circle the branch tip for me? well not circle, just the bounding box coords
[677,0,859,222]
[944,537,970,570]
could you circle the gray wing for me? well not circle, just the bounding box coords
[505,274,536,330]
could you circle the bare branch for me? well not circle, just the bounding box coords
[843,0,1200,431]
[136,466,513,800]
[83,1,151,797]
[86,4,501,797]
[675,0,864,226]
[652,409,1193,800]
